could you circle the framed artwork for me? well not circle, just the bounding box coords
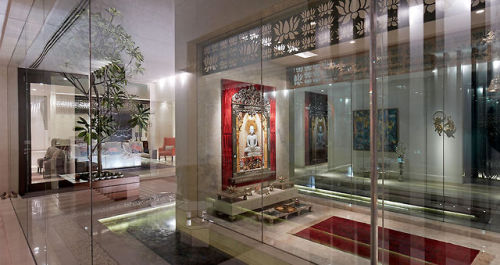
[305,92,328,165]
[353,108,398,152]
[221,79,276,189]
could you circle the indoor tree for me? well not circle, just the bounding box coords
[129,103,151,141]
[64,7,145,176]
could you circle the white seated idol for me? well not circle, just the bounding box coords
[244,125,261,157]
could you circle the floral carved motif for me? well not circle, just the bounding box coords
[274,16,300,43]
[200,0,481,75]
[336,0,368,24]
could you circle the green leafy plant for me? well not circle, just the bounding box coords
[65,8,145,176]
[129,103,151,140]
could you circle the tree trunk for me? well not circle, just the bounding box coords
[97,139,103,176]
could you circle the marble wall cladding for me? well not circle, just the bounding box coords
[265,62,290,180]
[0,66,8,193]
[196,62,289,202]
[293,90,305,168]
[328,82,352,171]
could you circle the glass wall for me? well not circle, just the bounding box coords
[9,0,178,264]
[9,0,92,264]
[6,0,500,265]
[190,0,500,264]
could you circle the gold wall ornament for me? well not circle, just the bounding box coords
[443,117,456,138]
[432,111,456,138]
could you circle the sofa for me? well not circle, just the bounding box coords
[37,139,71,178]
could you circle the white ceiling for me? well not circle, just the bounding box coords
[1,0,499,84]
[0,0,175,85]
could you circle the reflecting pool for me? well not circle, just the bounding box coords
[100,204,245,265]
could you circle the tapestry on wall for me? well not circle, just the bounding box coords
[305,92,328,165]
[221,79,276,189]
[353,108,398,152]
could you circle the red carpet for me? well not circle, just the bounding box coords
[295,216,479,265]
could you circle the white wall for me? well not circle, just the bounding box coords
[329,82,353,171]
[0,66,8,193]
[7,66,18,193]
[149,82,176,155]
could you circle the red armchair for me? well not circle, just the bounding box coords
[158,137,175,161]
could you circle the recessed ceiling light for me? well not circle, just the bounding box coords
[349,40,356,44]
[31,88,37,91]
[295,51,318,58]
[476,9,484,14]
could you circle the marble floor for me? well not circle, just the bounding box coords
[6,166,500,265]
[10,176,178,265]
[0,200,36,265]
[206,193,500,265]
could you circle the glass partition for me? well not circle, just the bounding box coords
[87,1,178,263]
[6,1,500,265]
[192,0,500,264]
[9,0,92,264]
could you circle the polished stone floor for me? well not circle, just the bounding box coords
[207,196,499,265]
[5,164,500,265]
[0,200,35,265]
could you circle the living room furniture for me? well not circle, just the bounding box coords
[42,147,68,178]
[158,137,175,161]
[37,138,71,178]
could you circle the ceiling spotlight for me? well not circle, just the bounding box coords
[295,51,318,58]
[349,40,356,44]
[476,9,485,14]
